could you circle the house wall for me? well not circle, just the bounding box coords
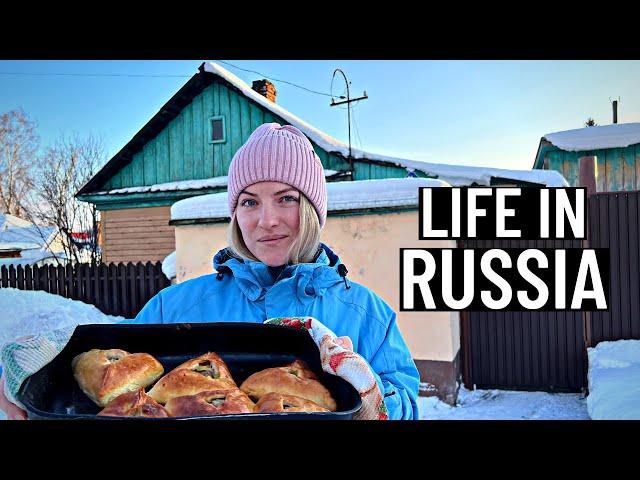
[541,143,640,191]
[101,206,174,263]
[173,210,461,403]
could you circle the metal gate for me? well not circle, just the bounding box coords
[461,239,586,392]
[462,191,640,391]
[588,192,640,344]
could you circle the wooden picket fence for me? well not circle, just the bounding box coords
[0,262,170,319]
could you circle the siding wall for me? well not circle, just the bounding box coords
[544,143,640,192]
[101,206,174,263]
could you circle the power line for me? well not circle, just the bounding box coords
[351,103,364,151]
[0,72,190,78]
[0,61,338,99]
[216,60,335,98]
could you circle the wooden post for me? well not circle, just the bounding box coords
[128,263,138,319]
[9,266,16,288]
[16,266,24,290]
[579,155,597,197]
[579,156,597,391]
[25,265,33,290]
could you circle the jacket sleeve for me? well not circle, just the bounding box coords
[367,310,421,420]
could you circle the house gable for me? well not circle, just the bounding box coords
[534,139,640,191]
[79,68,353,207]
[79,62,563,212]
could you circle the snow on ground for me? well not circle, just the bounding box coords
[586,339,640,420]
[0,288,123,348]
[419,386,590,420]
[0,288,124,420]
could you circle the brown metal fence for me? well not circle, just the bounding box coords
[461,239,587,392]
[0,262,170,319]
[462,191,640,391]
[588,192,640,344]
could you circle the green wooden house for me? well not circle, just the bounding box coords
[533,123,640,192]
[78,62,565,263]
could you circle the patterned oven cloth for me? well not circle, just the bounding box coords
[265,317,387,420]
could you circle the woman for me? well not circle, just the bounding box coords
[0,123,420,420]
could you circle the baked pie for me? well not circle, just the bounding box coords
[165,388,255,417]
[239,359,337,411]
[147,352,236,404]
[97,388,170,418]
[72,349,164,407]
[255,392,329,413]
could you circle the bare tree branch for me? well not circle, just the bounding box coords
[25,134,105,265]
[0,109,38,217]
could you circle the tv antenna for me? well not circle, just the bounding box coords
[330,69,368,172]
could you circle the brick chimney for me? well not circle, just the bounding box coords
[252,79,277,103]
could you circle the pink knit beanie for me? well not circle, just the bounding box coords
[227,123,328,227]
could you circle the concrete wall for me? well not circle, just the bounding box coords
[174,210,460,366]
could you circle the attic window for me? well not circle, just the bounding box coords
[209,116,226,144]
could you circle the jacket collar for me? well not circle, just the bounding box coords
[212,243,347,302]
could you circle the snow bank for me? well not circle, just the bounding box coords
[587,339,640,420]
[0,288,123,348]
[544,123,640,152]
[162,251,176,280]
[171,177,450,222]
[419,386,589,420]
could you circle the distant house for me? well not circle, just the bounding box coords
[534,122,640,192]
[77,61,566,264]
[0,214,67,267]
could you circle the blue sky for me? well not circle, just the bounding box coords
[1,60,638,171]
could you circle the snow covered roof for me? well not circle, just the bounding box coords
[203,62,567,188]
[0,214,32,230]
[0,219,56,252]
[91,170,341,195]
[171,177,450,222]
[0,249,67,267]
[0,241,41,252]
[543,123,640,152]
[93,177,229,195]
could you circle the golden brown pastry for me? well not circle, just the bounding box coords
[239,360,337,411]
[255,392,329,414]
[147,352,236,405]
[97,388,171,418]
[71,349,164,407]
[165,388,255,417]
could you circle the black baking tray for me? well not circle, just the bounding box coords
[17,322,362,420]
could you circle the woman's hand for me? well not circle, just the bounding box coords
[0,375,27,420]
[265,316,387,420]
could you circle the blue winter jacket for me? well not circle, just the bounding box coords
[125,243,420,420]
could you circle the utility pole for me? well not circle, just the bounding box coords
[330,69,368,175]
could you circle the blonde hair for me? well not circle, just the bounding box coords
[228,193,321,265]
